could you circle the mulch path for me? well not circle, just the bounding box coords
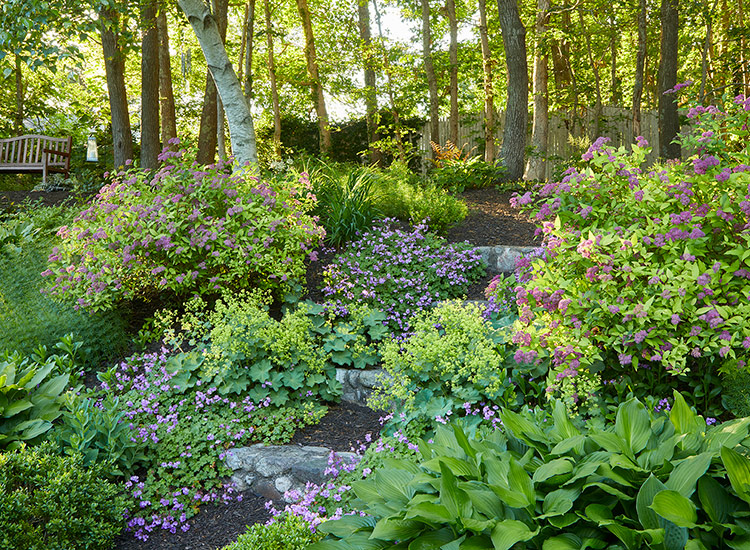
[2,183,539,549]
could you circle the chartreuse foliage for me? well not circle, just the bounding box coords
[0,337,79,450]
[510,93,750,416]
[222,514,323,550]
[311,393,750,550]
[42,148,323,312]
[0,442,127,550]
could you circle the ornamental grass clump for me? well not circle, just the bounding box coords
[322,219,486,332]
[510,91,750,416]
[42,144,324,312]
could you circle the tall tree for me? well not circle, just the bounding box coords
[359,0,380,164]
[658,0,680,159]
[478,0,495,162]
[157,7,177,145]
[214,0,228,160]
[296,0,332,154]
[178,0,258,165]
[264,0,282,156]
[100,6,134,168]
[497,0,527,181]
[196,74,218,164]
[632,0,647,139]
[140,0,160,171]
[525,0,550,181]
[421,0,440,155]
[446,0,459,144]
[242,0,256,102]
[578,7,602,139]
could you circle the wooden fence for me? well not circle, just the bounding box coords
[418,106,680,181]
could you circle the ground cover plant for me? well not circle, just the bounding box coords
[42,145,324,312]
[509,91,750,418]
[322,219,486,332]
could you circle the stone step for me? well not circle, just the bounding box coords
[474,245,542,273]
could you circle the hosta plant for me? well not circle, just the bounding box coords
[311,392,750,550]
[510,92,750,416]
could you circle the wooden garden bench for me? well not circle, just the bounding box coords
[0,135,72,184]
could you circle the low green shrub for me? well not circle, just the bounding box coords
[223,515,323,550]
[0,337,79,450]
[0,442,127,550]
[312,393,750,550]
[431,155,505,193]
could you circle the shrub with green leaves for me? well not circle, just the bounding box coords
[42,147,324,312]
[431,155,505,193]
[0,337,79,449]
[370,301,521,432]
[0,442,127,550]
[510,92,750,416]
[312,392,750,550]
[223,514,323,550]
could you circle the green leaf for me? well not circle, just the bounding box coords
[36,373,69,398]
[670,392,701,435]
[370,518,423,541]
[490,520,538,550]
[636,475,668,530]
[317,515,376,537]
[404,502,454,524]
[533,458,574,484]
[540,488,576,518]
[649,490,698,528]
[507,458,535,508]
[1,398,33,418]
[665,452,713,497]
[439,461,472,518]
[697,475,735,524]
[542,534,582,550]
[615,398,651,455]
[406,528,455,549]
[375,469,416,504]
[721,446,750,503]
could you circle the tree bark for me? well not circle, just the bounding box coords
[699,0,718,103]
[214,0,228,160]
[244,0,256,102]
[359,0,380,164]
[14,55,23,133]
[197,73,218,165]
[578,7,602,139]
[632,0,647,139]
[610,16,619,105]
[295,0,332,154]
[141,0,160,171]
[157,9,178,145]
[446,0,459,144]
[497,0,528,182]
[178,0,258,166]
[264,0,282,156]
[421,0,440,155]
[100,7,134,169]
[478,0,495,162]
[658,0,680,159]
[525,0,549,182]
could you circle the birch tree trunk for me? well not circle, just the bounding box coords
[14,55,23,133]
[658,0,681,159]
[359,0,380,164]
[157,9,178,145]
[296,0,332,154]
[478,0,495,162]
[214,0,228,161]
[178,0,258,166]
[446,0,459,144]
[421,0,440,156]
[140,0,160,171]
[265,0,282,156]
[100,7,134,168]
[497,0,528,182]
[632,0,647,139]
[525,0,549,182]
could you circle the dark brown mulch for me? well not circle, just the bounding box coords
[0,189,77,212]
[290,401,384,451]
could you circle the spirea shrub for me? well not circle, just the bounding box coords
[322,220,486,332]
[42,146,324,312]
[223,514,323,550]
[510,92,750,414]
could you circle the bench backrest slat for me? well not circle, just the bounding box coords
[0,135,71,167]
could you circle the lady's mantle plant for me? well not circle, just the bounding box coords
[510,91,750,414]
[43,146,324,311]
[322,219,486,332]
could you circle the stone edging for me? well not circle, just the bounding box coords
[475,245,542,273]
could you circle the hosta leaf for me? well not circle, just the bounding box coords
[533,458,574,484]
[422,456,479,479]
[458,535,493,549]
[670,392,702,435]
[615,398,651,455]
[548,513,579,529]
[552,400,581,440]
[722,446,750,503]
[375,469,416,504]
[490,520,538,550]
[507,458,535,508]
[706,418,750,452]
[540,488,578,518]
[23,362,55,390]
[649,490,698,528]
[406,528,454,549]
[35,373,69,398]
[370,518,423,541]
[404,502,454,524]
[590,432,630,456]
[697,475,736,524]
[542,534,582,550]
[665,452,713,497]
[461,485,504,518]
[499,409,548,448]
[1,399,33,418]
[636,475,668,529]
[552,435,588,456]
[317,515,376,537]
[440,461,472,518]
[461,517,496,532]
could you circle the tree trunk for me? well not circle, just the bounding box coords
[478,0,495,162]
[610,16,619,104]
[264,0,282,156]
[197,73,218,165]
[157,9,177,145]
[214,0,228,161]
[14,55,23,133]
[740,0,748,93]
[373,0,405,161]
[421,0,440,155]
[141,0,160,171]
[497,0,528,182]
[244,0,256,102]
[699,0,718,103]
[658,0,680,159]
[579,7,602,139]
[295,0,332,154]
[446,0,459,144]
[359,0,380,164]
[525,0,549,182]
[178,0,258,166]
[632,0,647,139]
[100,7,134,169]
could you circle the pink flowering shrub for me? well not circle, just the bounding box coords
[43,146,324,312]
[510,93,750,415]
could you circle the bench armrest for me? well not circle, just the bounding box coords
[43,148,71,158]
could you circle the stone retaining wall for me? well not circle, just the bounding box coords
[475,245,542,273]
[335,368,388,406]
